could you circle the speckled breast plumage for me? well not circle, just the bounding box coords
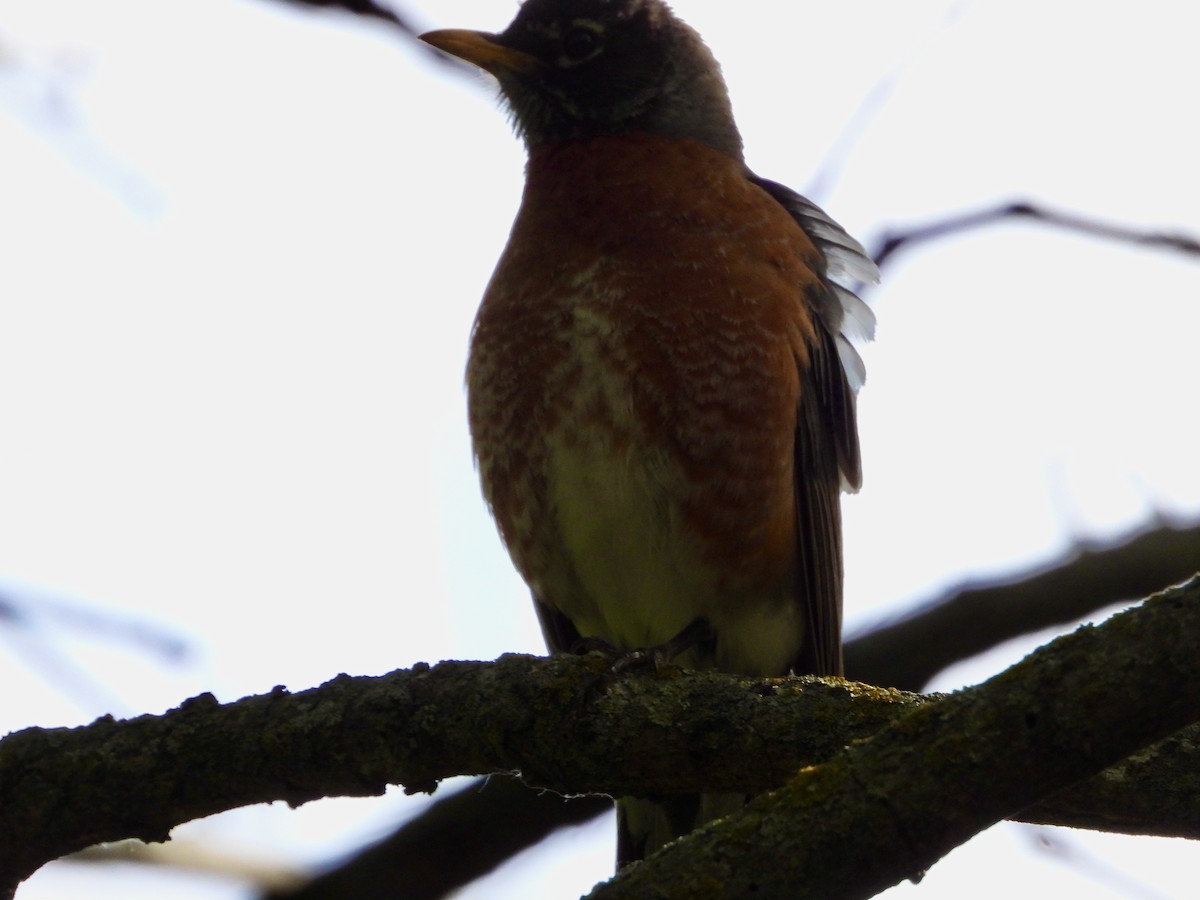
[467,133,832,675]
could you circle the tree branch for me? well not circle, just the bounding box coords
[845,519,1200,690]
[308,521,1200,900]
[587,575,1200,899]
[4,577,1198,897]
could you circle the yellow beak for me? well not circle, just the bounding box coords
[419,29,540,75]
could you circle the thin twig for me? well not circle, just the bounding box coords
[871,200,1200,271]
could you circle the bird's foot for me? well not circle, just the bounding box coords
[576,617,716,679]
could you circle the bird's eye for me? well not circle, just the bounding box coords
[560,25,603,64]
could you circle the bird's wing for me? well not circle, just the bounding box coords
[791,321,853,676]
[750,175,878,677]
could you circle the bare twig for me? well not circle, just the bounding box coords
[274,0,417,34]
[270,0,454,64]
[870,200,1200,271]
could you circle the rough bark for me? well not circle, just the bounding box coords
[3,577,1198,898]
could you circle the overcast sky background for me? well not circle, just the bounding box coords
[2,0,1198,897]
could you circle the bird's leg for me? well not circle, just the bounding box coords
[646,616,716,664]
[569,635,623,655]
[605,617,716,674]
[569,618,716,704]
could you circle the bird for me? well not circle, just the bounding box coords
[421,0,877,868]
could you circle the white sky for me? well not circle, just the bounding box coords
[1,0,1198,897]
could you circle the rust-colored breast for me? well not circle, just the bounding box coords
[467,134,829,649]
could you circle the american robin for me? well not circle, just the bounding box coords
[422,0,877,868]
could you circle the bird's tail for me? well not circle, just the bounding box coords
[616,792,747,868]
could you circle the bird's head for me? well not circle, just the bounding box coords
[421,0,743,159]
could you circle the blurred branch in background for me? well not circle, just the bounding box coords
[68,838,307,896]
[0,585,191,715]
[1019,827,1178,900]
[270,0,454,67]
[845,518,1200,691]
[266,776,609,900]
[0,32,162,213]
[274,0,422,37]
[869,200,1200,273]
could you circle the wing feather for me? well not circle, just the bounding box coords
[749,173,875,677]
